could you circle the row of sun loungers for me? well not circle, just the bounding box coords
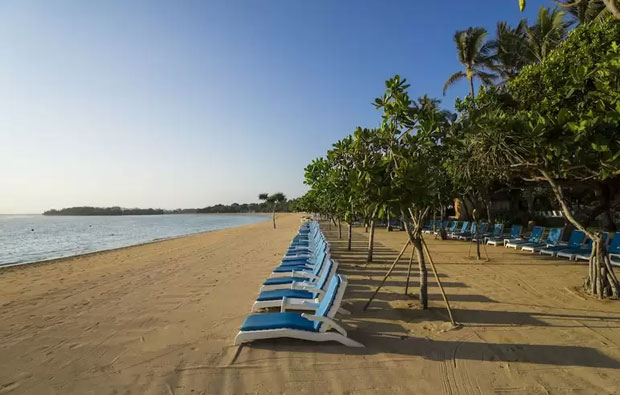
[423,220,620,266]
[234,220,364,347]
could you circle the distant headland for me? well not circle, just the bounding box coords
[42,201,299,216]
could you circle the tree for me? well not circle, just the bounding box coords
[371,75,453,308]
[463,19,620,298]
[444,27,496,98]
[488,20,533,82]
[526,7,573,63]
[259,192,287,229]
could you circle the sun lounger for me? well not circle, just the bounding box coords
[482,223,504,243]
[574,233,610,261]
[235,274,363,347]
[252,260,339,311]
[521,227,563,253]
[463,222,488,241]
[449,221,469,239]
[487,224,521,246]
[539,230,585,257]
[506,226,545,249]
[261,255,336,291]
[557,238,593,260]
[607,233,620,267]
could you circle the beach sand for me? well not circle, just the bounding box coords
[1,213,619,394]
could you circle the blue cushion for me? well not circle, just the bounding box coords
[273,265,309,273]
[240,312,316,332]
[256,289,314,301]
[541,245,570,252]
[263,276,308,286]
[280,259,311,266]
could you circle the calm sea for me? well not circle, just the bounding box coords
[0,214,268,267]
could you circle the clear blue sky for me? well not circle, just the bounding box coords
[0,0,548,213]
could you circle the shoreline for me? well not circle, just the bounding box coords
[0,213,270,272]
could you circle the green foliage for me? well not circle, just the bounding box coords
[506,18,620,180]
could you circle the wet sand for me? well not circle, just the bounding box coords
[1,214,619,394]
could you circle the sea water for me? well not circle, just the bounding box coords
[0,214,268,267]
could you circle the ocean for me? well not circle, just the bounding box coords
[0,214,268,267]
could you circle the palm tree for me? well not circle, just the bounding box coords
[526,7,573,63]
[488,20,533,83]
[444,27,496,98]
[563,0,607,23]
[259,192,287,229]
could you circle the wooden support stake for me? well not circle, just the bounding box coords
[421,238,457,327]
[363,239,411,310]
[405,246,415,295]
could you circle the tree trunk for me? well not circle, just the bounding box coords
[338,219,342,239]
[272,206,276,229]
[540,170,620,299]
[403,216,428,309]
[486,200,494,226]
[348,222,352,251]
[469,76,475,98]
[367,219,376,263]
[603,0,620,20]
[439,206,448,240]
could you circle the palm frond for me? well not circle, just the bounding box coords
[443,71,467,95]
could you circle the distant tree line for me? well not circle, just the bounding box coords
[43,199,301,216]
[43,207,166,216]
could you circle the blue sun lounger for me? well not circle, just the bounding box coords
[506,226,545,249]
[557,238,593,260]
[574,233,610,261]
[521,227,563,253]
[461,222,488,241]
[271,249,328,277]
[482,223,504,243]
[262,251,330,291]
[449,221,470,239]
[235,274,363,347]
[487,224,521,246]
[252,260,339,312]
[608,232,620,267]
[539,230,585,257]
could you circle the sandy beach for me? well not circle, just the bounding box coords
[1,214,620,394]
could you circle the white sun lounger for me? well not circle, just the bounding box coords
[235,274,363,347]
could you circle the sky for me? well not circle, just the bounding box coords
[0,0,549,214]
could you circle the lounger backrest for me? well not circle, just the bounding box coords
[493,223,504,236]
[449,221,458,231]
[313,259,334,295]
[584,238,593,249]
[567,230,586,248]
[608,232,620,254]
[311,253,327,276]
[528,226,544,243]
[442,220,449,227]
[470,222,477,234]
[314,274,347,331]
[546,228,563,245]
[509,225,522,238]
[461,222,469,231]
[479,223,488,234]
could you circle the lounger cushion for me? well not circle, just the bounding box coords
[240,312,316,332]
[273,265,310,273]
[263,277,308,286]
[256,289,314,301]
[541,245,570,252]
